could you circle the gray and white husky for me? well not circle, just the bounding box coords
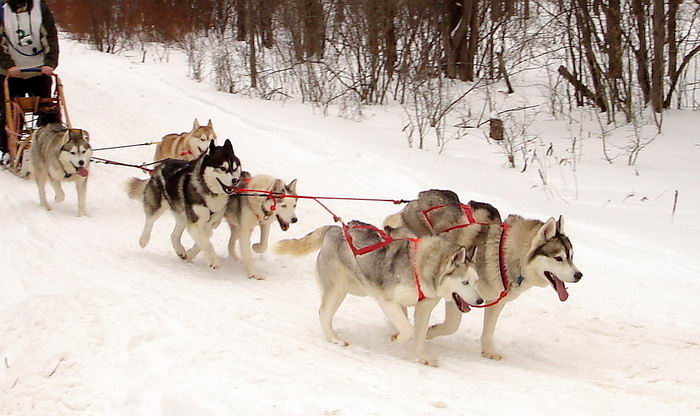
[275,221,483,366]
[385,190,583,360]
[126,140,241,269]
[224,174,298,280]
[30,123,92,216]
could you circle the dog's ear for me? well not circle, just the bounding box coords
[444,246,467,275]
[60,130,71,146]
[556,215,565,234]
[286,179,297,194]
[530,218,557,253]
[208,140,216,154]
[193,118,200,131]
[207,119,213,128]
[224,139,233,154]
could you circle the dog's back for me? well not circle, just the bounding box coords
[154,132,191,161]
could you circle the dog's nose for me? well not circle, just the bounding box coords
[78,160,85,166]
[475,297,484,305]
[574,272,583,281]
[291,217,298,224]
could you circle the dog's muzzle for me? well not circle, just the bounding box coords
[218,178,239,195]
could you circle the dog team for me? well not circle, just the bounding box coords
[24,118,583,367]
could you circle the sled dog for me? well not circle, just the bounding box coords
[385,190,583,360]
[154,119,217,161]
[275,222,483,366]
[224,175,298,280]
[127,140,241,269]
[30,124,92,216]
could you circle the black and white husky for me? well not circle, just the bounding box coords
[126,140,242,269]
[29,124,92,217]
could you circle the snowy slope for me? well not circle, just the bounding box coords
[1,40,699,416]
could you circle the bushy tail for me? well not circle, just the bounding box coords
[274,225,335,256]
[125,177,148,200]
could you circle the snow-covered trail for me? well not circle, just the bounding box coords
[1,41,699,415]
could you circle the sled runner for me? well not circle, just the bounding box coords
[3,69,70,175]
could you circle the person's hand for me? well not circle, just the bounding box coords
[40,66,54,76]
[7,66,21,77]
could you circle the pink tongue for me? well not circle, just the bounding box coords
[453,293,471,313]
[77,167,89,177]
[553,276,569,301]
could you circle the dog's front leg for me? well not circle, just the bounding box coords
[51,178,65,203]
[171,215,189,260]
[252,222,270,253]
[34,170,51,211]
[380,302,414,345]
[187,209,219,269]
[75,178,87,216]
[481,300,507,360]
[426,301,463,339]
[239,225,262,279]
[413,297,440,367]
[227,223,240,260]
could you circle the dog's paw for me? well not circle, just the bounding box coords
[481,350,503,361]
[78,210,89,217]
[138,237,149,248]
[209,261,220,270]
[176,250,188,260]
[416,357,440,368]
[252,243,267,253]
[330,339,349,347]
[391,332,412,345]
[248,274,266,281]
[54,193,65,203]
[41,202,52,211]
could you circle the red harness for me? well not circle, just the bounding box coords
[421,204,511,308]
[341,222,425,301]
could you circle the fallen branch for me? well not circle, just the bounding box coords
[47,357,64,378]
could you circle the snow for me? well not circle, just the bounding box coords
[1,40,699,415]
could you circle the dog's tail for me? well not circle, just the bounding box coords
[125,177,148,200]
[274,225,335,256]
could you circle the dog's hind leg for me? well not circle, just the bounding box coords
[381,302,414,345]
[50,178,65,203]
[75,178,87,217]
[139,204,167,248]
[319,286,349,346]
[252,222,270,253]
[171,214,188,260]
[426,301,463,340]
[480,300,507,360]
[34,170,51,211]
[413,298,440,367]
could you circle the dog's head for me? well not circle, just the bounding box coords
[201,139,241,195]
[266,179,298,231]
[522,216,583,301]
[58,129,92,177]
[188,119,217,157]
[433,242,483,312]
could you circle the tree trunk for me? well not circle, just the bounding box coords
[651,0,664,113]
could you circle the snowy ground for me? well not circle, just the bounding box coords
[1,40,699,415]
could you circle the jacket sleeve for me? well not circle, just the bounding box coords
[0,18,17,70]
[41,0,59,68]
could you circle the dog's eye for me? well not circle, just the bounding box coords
[462,281,470,286]
[70,151,76,155]
[219,167,226,172]
[201,138,207,141]
[554,256,563,262]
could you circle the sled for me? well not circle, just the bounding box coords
[3,69,71,176]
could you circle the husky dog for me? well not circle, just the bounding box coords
[383,189,501,251]
[387,190,583,360]
[29,124,92,216]
[126,140,241,269]
[154,119,217,161]
[224,175,298,280]
[275,222,483,366]
[427,214,583,359]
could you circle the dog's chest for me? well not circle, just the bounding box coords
[204,193,229,214]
